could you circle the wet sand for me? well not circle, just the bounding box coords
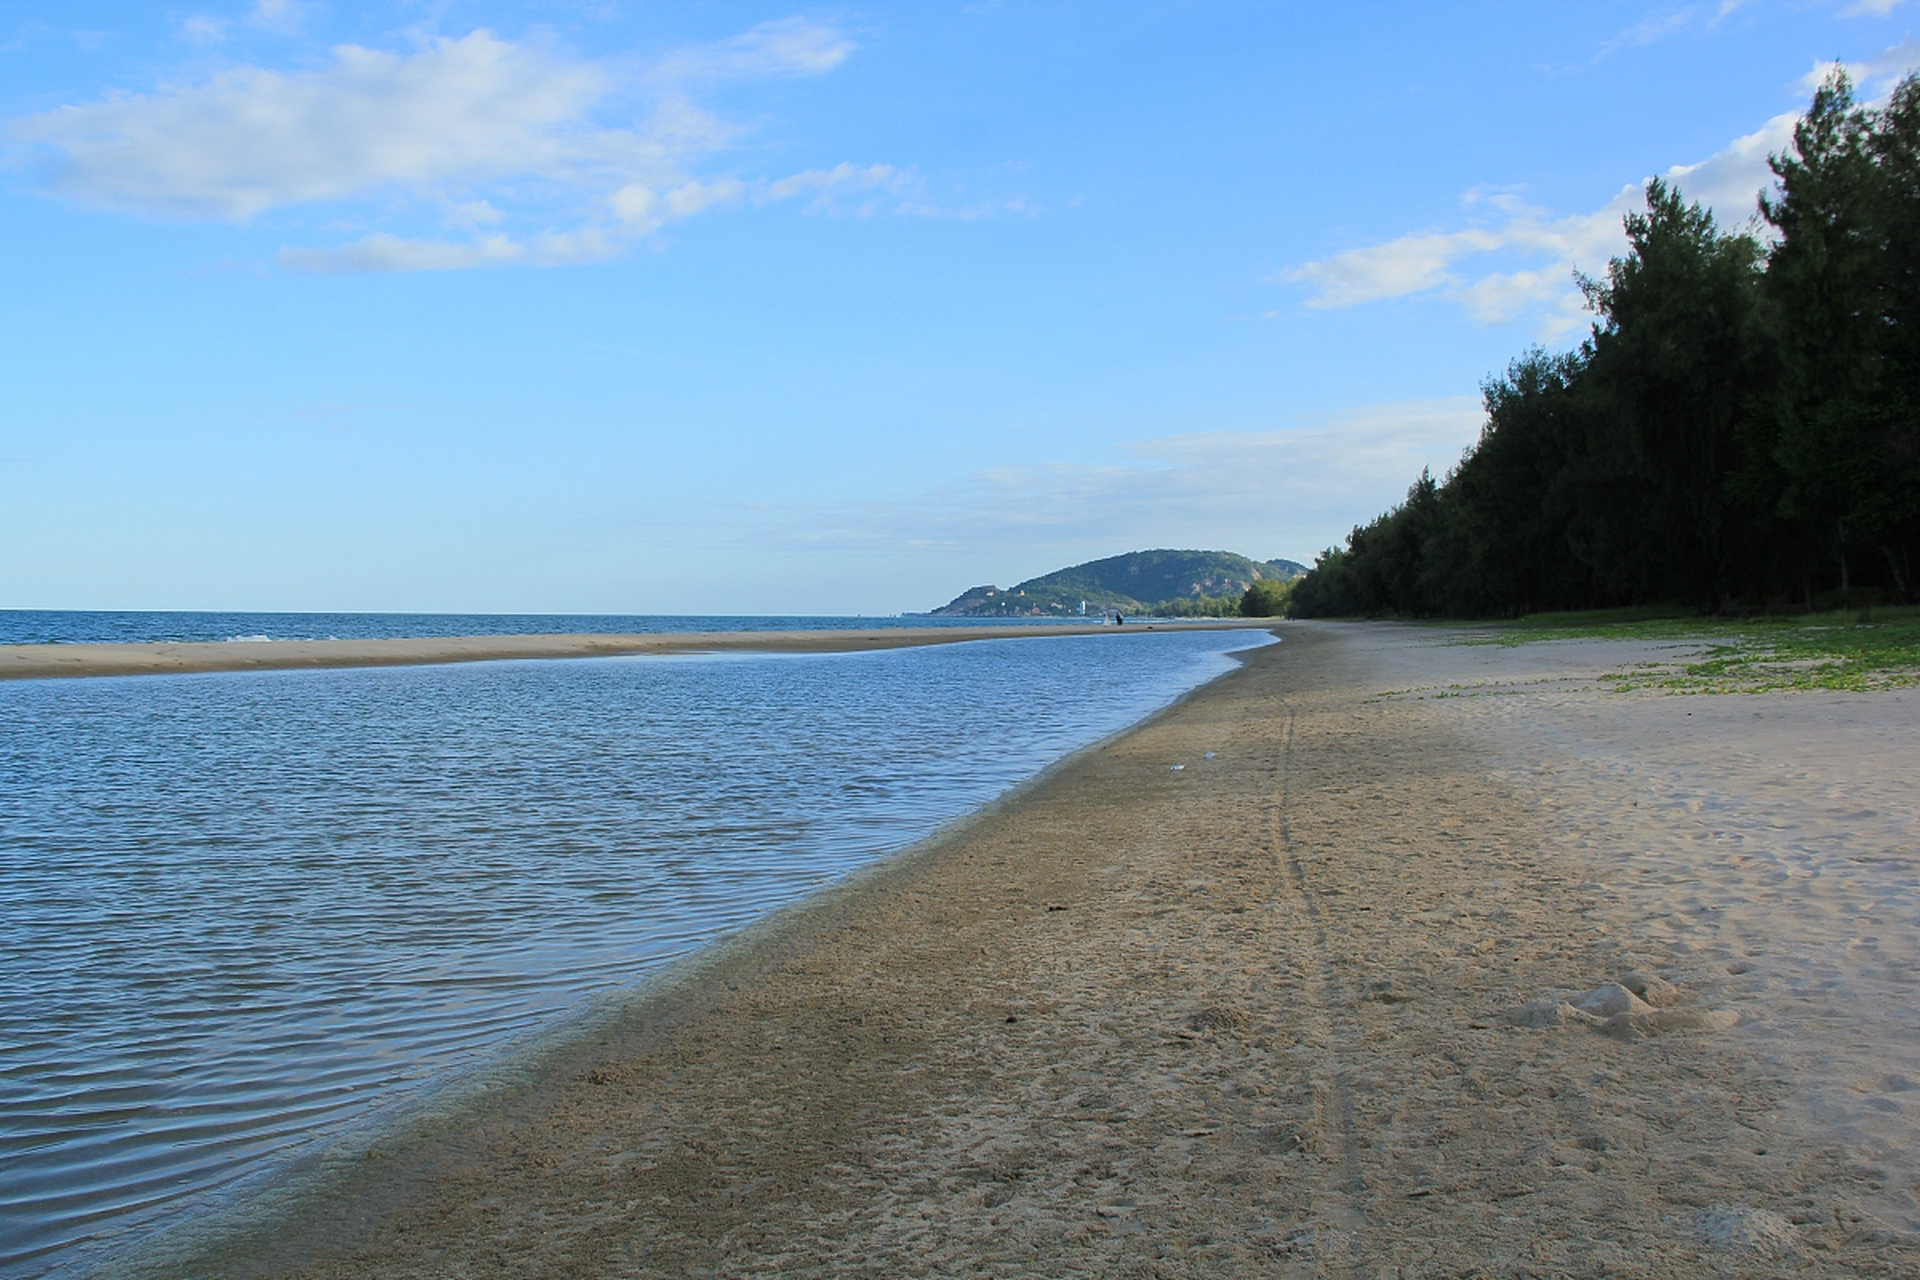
[0,622,1259,681]
[126,622,1920,1278]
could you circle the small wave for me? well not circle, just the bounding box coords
[223,635,276,644]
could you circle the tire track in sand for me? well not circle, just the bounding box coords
[1270,696,1369,1268]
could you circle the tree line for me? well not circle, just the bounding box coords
[1146,578,1291,617]
[1292,72,1920,619]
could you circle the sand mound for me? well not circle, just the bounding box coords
[1504,975,1737,1039]
[1182,1006,1252,1036]
[1677,1205,1801,1256]
[1619,970,1680,1007]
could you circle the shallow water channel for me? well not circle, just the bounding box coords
[0,629,1267,1277]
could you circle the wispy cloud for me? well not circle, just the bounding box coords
[277,231,535,273]
[1605,8,1698,52]
[1597,0,1754,57]
[648,16,852,81]
[249,0,306,33]
[178,15,228,45]
[761,161,903,211]
[764,398,1486,566]
[7,18,904,271]
[177,0,310,46]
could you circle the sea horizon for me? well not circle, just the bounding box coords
[0,609,1115,649]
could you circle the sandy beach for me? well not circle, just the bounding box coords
[127,621,1920,1278]
[0,623,1275,682]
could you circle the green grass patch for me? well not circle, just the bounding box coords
[1506,605,1700,629]
[1463,605,1920,693]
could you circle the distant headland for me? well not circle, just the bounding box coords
[930,549,1306,618]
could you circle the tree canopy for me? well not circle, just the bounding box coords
[1240,578,1292,617]
[1292,71,1920,619]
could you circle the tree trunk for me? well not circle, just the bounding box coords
[1884,542,1913,604]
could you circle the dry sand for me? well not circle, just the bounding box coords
[1346,622,1920,1246]
[0,622,1255,681]
[126,621,1920,1278]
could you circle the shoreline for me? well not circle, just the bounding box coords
[110,622,1920,1276]
[0,620,1268,681]
[110,630,1259,1280]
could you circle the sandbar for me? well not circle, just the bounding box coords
[0,621,1266,681]
[124,622,1920,1277]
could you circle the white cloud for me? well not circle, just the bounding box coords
[12,32,620,219]
[1285,228,1505,309]
[1275,50,1920,336]
[1844,0,1909,16]
[608,176,746,231]
[1661,109,1799,216]
[1283,42,1920,334]
[8,19,892,271]
[1280,194,1636,334]
[767,398,1486,566]
[1804,38,1920,93]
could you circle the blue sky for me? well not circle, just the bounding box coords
[3,1,1917,614]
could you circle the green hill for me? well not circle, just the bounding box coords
[932,549,1306,617]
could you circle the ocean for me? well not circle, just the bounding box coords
[0,621,1270,1277]
[0,611,1078,647]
